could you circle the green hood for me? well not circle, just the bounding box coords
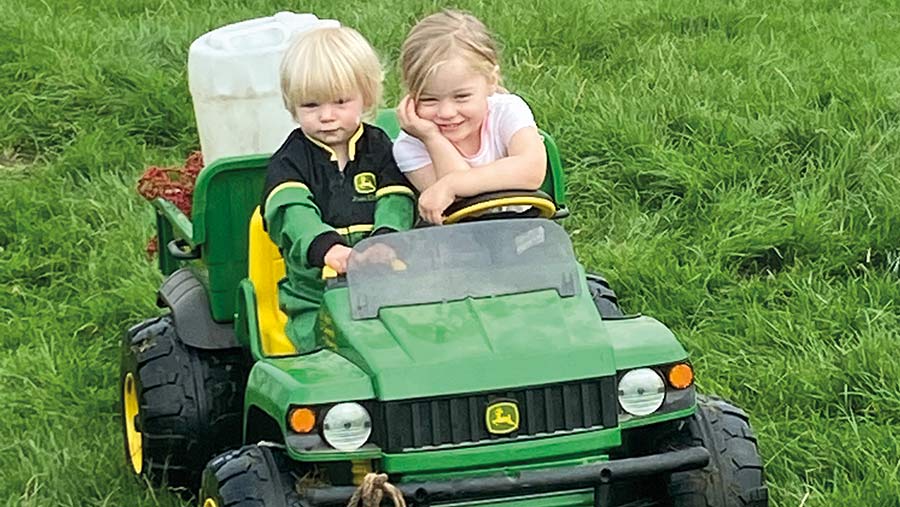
[324,288,617,401]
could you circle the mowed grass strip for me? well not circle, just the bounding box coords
[1,0,899,505]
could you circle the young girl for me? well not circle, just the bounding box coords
[393,10,547,225]
[262,26,414,351]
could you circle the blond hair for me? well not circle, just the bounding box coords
[280,26,383,120]
[400,10,502,99]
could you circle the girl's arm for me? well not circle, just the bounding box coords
[402,165,437,191]
[447,126,546,197]
[396,96,471,188]
[400,135,472,191]
[416,127,547,224]
[422,134,472,180]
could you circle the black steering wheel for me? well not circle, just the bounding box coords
[442,190,558,225]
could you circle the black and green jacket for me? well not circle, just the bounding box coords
[261,123,415,349]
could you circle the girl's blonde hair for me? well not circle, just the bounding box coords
[280,26,383,120]
[400,10,502,99]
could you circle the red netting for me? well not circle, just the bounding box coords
[137,151,204,259]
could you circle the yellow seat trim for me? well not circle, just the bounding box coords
[248,207,298,356]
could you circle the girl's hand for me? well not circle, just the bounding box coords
[323,244,352,274]
[418,176,457,224]
[397,95,440,141]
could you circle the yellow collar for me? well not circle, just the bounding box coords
[303,124,365,162]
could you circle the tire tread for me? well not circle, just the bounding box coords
[121,315,246,489]
[201,445,301,507]
[669,396,768,507]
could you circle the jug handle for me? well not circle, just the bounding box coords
[208,24,293,51]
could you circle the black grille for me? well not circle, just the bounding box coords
[376,377,617,452]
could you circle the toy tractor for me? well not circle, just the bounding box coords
[120,111,767,506]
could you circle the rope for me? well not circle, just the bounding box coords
[346,473,407,507]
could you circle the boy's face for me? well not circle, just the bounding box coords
[415,57,496,153]
[296,91,365,151]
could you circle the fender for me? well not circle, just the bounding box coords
[157,268,239,349]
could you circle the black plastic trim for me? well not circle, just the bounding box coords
[301,446,710,506]
[375,376,618,452]
[157,268,239,350]
[167,238,201,259]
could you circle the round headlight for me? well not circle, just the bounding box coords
[322,403,372,451]
[618,368,666,416]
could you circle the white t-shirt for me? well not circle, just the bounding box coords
[393,93,537,173]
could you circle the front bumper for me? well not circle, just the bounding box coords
[300,446,709,506]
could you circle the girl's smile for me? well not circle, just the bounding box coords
[414,57,497,156]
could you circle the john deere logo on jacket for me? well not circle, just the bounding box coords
[354,172,376,194]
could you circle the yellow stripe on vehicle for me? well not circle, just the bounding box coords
[443,197,556,225]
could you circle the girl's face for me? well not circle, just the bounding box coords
[415,57,496,154]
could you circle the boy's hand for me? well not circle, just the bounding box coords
[418,177,457,224]
[397,95,439,141]
[356,243,398,266]
[323,244,352,274]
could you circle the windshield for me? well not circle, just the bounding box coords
[346,219,581,319]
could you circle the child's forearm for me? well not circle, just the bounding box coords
[268,203,342,268]
[422,135,471,179]
[449,155,546,197]
[374,192,416,232]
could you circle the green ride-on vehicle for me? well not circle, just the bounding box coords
[120,111,768,506]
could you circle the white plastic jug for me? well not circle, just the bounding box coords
[188,12,340,165]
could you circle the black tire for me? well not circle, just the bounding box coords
[668,396,768,507]
[200,445,302,507]
[120,314,247,490]
[586,273,624,318]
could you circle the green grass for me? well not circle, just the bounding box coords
[2,0,899,505]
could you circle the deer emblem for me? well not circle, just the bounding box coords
[486,402,519,434]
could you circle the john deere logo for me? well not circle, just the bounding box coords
[486,401,519,435]
[354,172,377,194]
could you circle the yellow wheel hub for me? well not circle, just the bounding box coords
[123,372,143,474]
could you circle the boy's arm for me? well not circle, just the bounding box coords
[264,182,347,268]
[372,149,416,234]
[374,192,415,233]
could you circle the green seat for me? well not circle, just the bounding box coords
[374,109,402,139]
[154,154,270,322]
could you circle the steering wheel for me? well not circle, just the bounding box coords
[443,190,558,225]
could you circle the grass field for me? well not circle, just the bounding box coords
[2,0,899,505]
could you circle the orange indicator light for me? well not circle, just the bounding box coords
[668,363,694,389]
[289,407,317,433]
